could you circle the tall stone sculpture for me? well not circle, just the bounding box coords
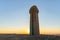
[29,5,39,36]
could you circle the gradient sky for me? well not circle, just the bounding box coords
[0,0,60,34]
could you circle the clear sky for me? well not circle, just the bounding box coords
[0,0,60,34]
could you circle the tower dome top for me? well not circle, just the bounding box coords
[29,5,39,14]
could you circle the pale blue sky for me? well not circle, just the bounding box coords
[0,0,60,34]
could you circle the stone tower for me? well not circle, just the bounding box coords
[29,5,39,36]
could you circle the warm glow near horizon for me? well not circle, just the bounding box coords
[0,29,29,34]
[40,29,60,35]
[0,29,60,35]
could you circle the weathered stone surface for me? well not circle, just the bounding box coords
[29,5,39,36]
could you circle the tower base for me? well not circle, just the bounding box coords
[23,36,40,40]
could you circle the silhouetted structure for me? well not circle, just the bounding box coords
[29,5,39,36]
